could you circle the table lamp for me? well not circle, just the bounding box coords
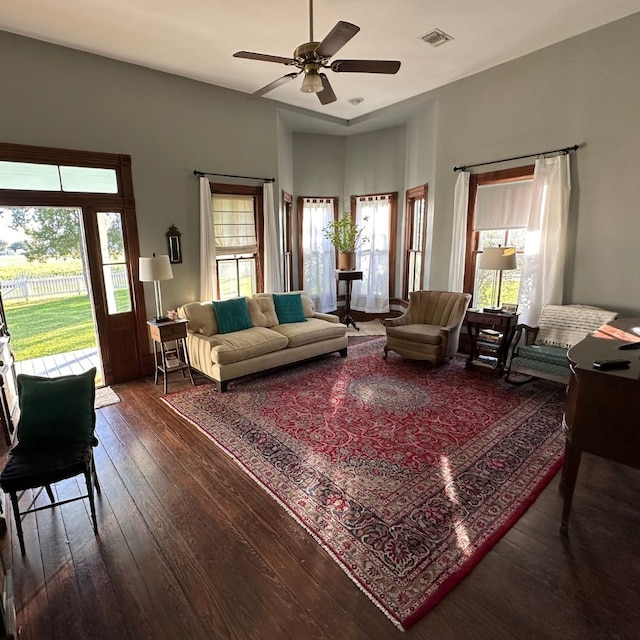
[478,246,517,312]
[139,253,173,322]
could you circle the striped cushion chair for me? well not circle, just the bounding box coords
[505,304,618,385]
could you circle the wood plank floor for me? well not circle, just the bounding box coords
[2,347,640,639]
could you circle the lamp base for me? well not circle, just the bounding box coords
[153,316,170,323]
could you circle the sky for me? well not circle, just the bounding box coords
[0,208,26,243]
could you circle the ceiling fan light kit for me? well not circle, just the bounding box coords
[233,0,401,105]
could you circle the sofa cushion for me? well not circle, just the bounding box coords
[180,301,218,336]
[210,327,288,365]
[212,297,253,334]
[271,318,346,348]
[247,296,279,328]
[273,293,307,324]
[255,291,315,318]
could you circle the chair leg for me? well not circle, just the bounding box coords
[9,492,26,556]
[45,484,55,502]
[383,346,389,360]
[84,468,99,536]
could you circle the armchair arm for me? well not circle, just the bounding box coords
[384,309,411,328]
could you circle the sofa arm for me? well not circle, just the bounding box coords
[313,312,340,323]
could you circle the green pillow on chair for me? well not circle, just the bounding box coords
[212,297,253,334]
[14,367,97,451]
[273,293,307,324]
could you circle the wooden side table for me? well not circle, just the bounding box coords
[147,319,195,393]
[335,269,363,331]
[466,309,519,375]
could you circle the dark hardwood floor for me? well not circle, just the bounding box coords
[2,344,640,639]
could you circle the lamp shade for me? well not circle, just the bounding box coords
[139,254,173,282]
[479,246,517,271]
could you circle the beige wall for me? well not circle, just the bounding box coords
[2,12,639,316]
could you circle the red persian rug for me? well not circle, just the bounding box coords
[161,338,565,630]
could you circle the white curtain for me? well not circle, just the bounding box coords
[263,181,283,293]
[352,195,390,313]
[517,154,571,324]
[199,176,217,300]
[301,198,336,313]
[448,171,470,292]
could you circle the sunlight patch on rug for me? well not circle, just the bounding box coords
[161,338,565,630]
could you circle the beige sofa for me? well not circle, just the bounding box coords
[178,292,348,392]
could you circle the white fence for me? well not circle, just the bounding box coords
[1,272,128,301]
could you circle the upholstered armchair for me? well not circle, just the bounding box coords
[384,291,472,366]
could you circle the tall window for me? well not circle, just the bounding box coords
[351,192,397,313]
[464,166,534,308]
[403,184,428,299]
[298,196,338,313]
[281,191,293,292]
[210,183,263,300]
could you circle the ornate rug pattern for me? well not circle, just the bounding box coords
[161,338,565,630]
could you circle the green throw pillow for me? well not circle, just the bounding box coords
[14,367,97,451]
[273,293,307,324]
[212,297,253,334]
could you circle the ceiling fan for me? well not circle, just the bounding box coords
[233,0,401,105]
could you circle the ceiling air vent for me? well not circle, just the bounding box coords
[419,28,453,47]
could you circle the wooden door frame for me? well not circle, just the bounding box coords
[0,142,148,384]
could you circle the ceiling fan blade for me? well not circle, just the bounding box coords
[234,51,296,65]
[314,21,360,59]
[317,73,337,105]
[249,73,300,99]
[331,59,401,74]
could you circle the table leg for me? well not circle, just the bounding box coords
[153,341,159,385]
[560,439,582,534]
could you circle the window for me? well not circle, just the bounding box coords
[298,197,338,313]
[0,160,118,193]
[281,191,293,291]
[464,166,534,308]
[403,184,428,299]
[209,183,263,300]
[351,192,398,313]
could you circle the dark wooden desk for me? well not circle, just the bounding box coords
[335,270,363,331]
[560,317,640,532]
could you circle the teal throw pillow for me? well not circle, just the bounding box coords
[14,367,97,451]
[212,297,253,334]
[273,293,307,324]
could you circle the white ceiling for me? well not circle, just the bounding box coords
[2,0,640,121]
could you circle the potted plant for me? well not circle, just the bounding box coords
[322,213,368,270]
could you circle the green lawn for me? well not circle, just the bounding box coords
[5,295,97,361]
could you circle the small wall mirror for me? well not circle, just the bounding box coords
[166,224,182,264]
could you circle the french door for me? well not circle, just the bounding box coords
[0,143,148,385]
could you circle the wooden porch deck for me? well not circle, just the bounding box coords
[15,347,102,383]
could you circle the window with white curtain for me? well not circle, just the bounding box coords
[211,192,259,299]
[299,197,337,313]
[352,193,396,313]
[464,167,534,308]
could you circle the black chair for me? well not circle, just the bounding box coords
[0,368,100,556]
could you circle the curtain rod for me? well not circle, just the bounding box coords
[453,144,580,172]
[193,169,275,183]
